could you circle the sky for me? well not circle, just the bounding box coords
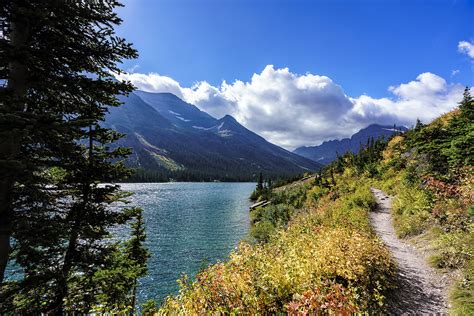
[115,0,474,150]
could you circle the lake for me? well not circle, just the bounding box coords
[120,182,255,305]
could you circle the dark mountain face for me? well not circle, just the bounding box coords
[294,124,408,165]
[134,91,217,129]
[104,91,322,181]
[109,93,173,131]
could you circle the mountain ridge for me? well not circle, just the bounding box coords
[294,124,408,165]
[104,91,322,181]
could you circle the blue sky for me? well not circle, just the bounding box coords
[116,0,474,148]
[118,0,473,96]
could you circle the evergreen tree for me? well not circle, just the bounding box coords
[315,171,322,186]
[126,209,149,314]
[0,0,30,283]
[257,172,264,192]
[414,118,424,131]
[0,0,148,313]
[444,87,474,168]
[89,208,149,313]
[459,87,474,119]
[266,178,272,189]
[330,168,336,185]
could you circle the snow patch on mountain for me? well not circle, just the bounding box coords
[175,116,191,122]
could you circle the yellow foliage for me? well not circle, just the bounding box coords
[430,109,460,128]
[159,180,394,314]
[382,135,405,164]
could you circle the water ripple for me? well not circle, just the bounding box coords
[119,182,254,305]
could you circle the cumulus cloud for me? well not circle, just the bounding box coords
[349,73,464,128]
[180,66,354,148]
[458,40,474,59]
[115,66,465,150]
[115,72,185,99]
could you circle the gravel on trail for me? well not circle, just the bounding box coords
[370,188,449,315]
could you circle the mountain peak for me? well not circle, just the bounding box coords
[135,90,191,104]
[156,92,184,100]
[221,114,237,122]
[137,90,178,97]
[105,91,322,180]
[354,124,408,137]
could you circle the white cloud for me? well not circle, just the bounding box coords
[451,69,460,76]
[115,67,465,150]
[182,81,234,119]
[115,72,185,99]
[458,40,474,59]
[349,73,464,128]
[181,66,354,148]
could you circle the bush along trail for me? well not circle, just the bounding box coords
[370,188,449,313]
[151,89,473,314]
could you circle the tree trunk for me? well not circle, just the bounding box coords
[51,125,94,313]
[131,278,137,315]
[51,228,78,315]
[0,4,29,283]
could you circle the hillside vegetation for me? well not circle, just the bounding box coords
[160,178,393,314]
[155,89,473,314]
[370,90,473,315]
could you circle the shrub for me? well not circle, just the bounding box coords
[159,182,394,314]
[391,184,434,237]
[432,229,473,269]
[250,221,275,243]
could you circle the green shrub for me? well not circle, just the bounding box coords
[391,185,434,237]
[432,229,473,269]
[250,221,275,243]
[250,203,297,242]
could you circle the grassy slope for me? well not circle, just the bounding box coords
[154,93,473,315]
[158,172,394,314]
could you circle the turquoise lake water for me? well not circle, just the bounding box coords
[120,182,255,305]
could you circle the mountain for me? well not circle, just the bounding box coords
[293,124,408,165]
[134,91,217,129]
[104,91,322,181]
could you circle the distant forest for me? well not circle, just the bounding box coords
[126,167,307,183]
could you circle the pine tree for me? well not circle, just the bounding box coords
[90,208,149,313]
[0,0,30,283]
[266,178,272,189]
[414,118,424,131]
[459,87,474,120]
[0,0,147,313]
[127,209,150,313]
[444,87,474,168]
[257,172,264,192]
[330,168,336,185]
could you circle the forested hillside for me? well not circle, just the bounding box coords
[154,90,473,314]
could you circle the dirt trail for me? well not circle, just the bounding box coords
[370,188,449,315]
